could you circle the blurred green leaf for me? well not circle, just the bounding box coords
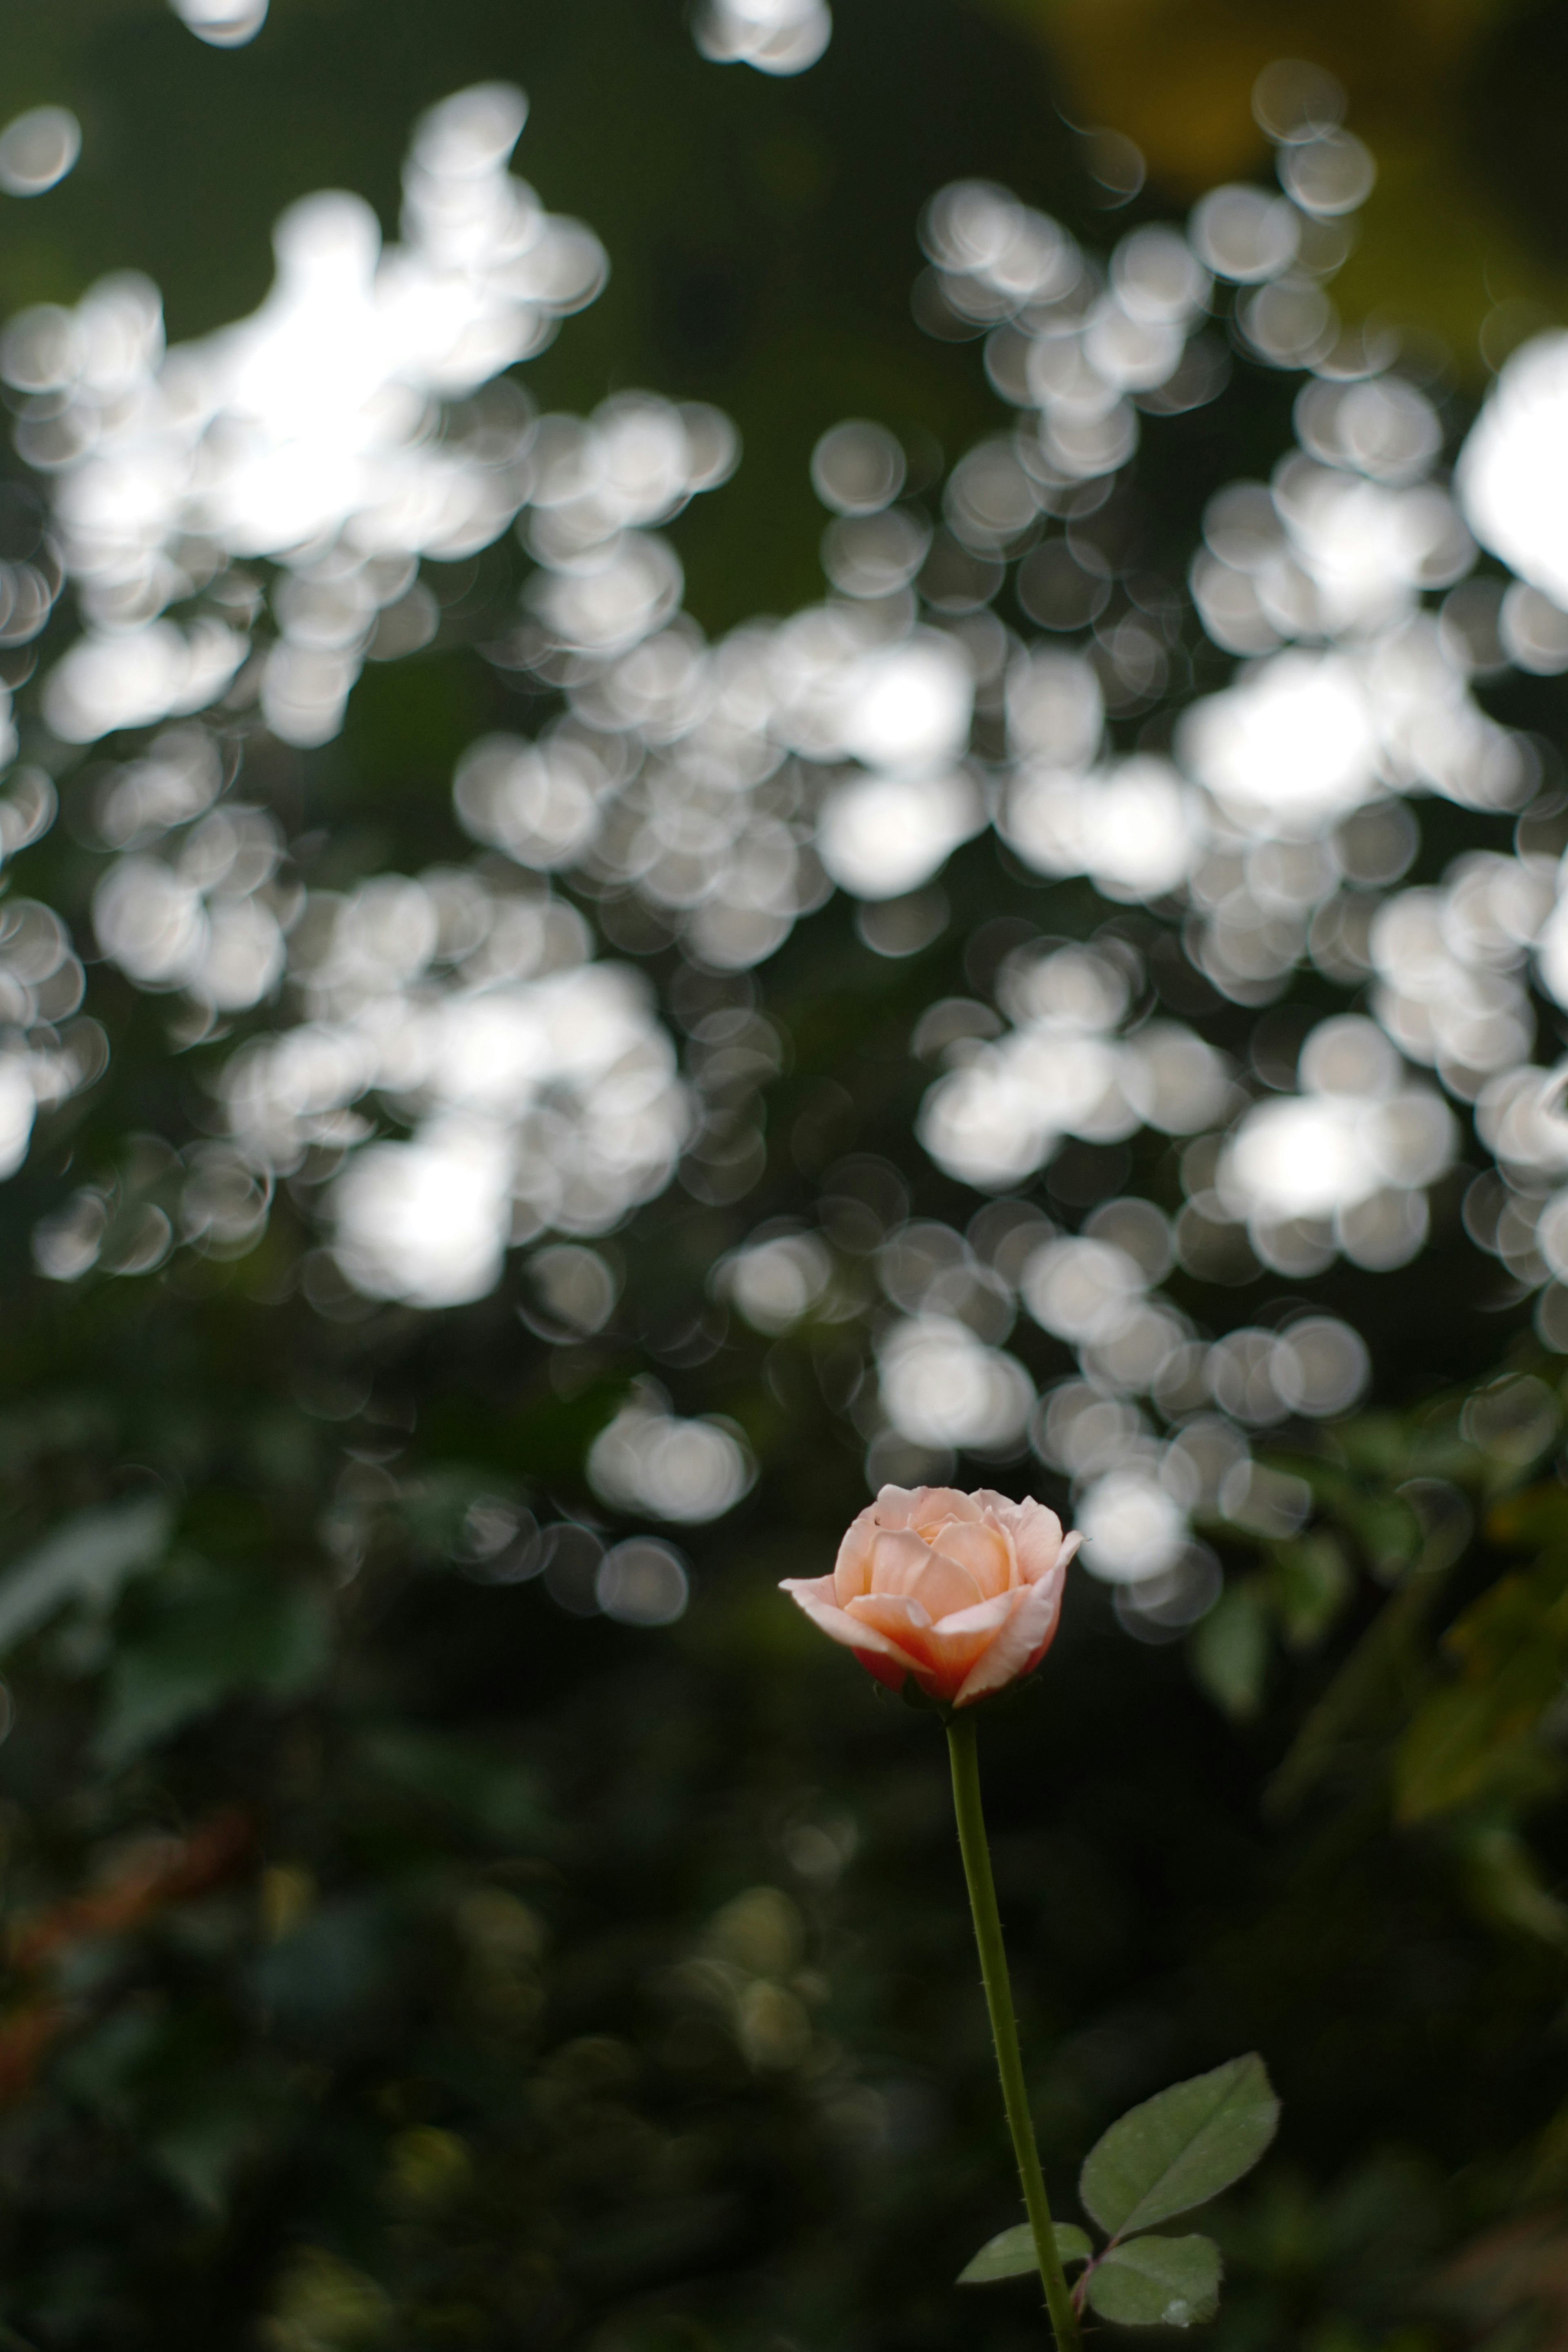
[1272,1534,1353,1651]
[151,2082,275,2216]
[97,1570,330,1765]
[1267,1564,1456,1817]
[1080,2057,1280,2239]
[958,2221,1094,2283]
[1396,1555,1568,1822]
[1455,1822,1568,1953]
[0,1495,171,1659]
[265,2247,393,2351]
[1190,1586,1269,1719]
[1085,2234,1223,2328]
[1485,1486,1568,1550]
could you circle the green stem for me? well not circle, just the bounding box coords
[947,1713,1081,2352]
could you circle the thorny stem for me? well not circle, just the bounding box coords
[947,1713,1082,2352]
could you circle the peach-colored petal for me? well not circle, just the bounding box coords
[844,1590,942,1681]
[982,1495,1069,1585]
[866,1484,921,1528]
[849,1589,1006,1697]
[872,1485,982,1535]
[783,1582,913,1688]
[831,1504,881,1604]
[930,1516,1017,1599]
[904,1592,1016,1697]
[867,1528,941,1596]
[779,1572,840,1608]
[910,1489,985,1535]
[904,1549,987,1623]
[846,1589,931,1637]
[953,1563,1067,1707]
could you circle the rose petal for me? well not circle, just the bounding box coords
[978,1494,1070,1585]
[868,1483,979,1532]
[782,1582,913,1689]
[846,1590,933,1637]
[953,1562,1067,1706]
[867,1528,939,1594]
[906,1549,987,1622]
[907,1593,1016,1697]
[778,1572,839,1608]
[867,1484,921,1528]
[855,1589,1012,1699]
[907,1487,984,1532]
[831,1504,882,1604]
[929,1517,1016,1599]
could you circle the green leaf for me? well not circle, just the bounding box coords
[958,2222,1095,2284]
[1271,1533,1352,1651]
[1395,1555,1568,1822]
[1189,1584,1269,1720]
[1456,1821,1568,1954]
[1079,2056,1279,2238]
[1085,2234,1223,2328]
[0,1495,172,1658]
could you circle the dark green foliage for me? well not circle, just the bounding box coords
[959,2222,1094,2283]
[959,2057,1272,2325]
[0,7,1564,2352]
[1085,2236,1223,2329]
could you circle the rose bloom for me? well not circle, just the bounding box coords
[781,1485,1081,1708]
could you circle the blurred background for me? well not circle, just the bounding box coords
[4,1,1568,2346]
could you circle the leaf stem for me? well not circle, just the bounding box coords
[947,1713,1081,2352]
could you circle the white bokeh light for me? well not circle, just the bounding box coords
[1457,333,1568,612]
[588,1390,756,1522]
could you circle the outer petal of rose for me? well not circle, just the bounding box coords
[779,1572,840,1608]
[846,1589,932,1639]
[832,1501,887,1603]
[842,1590,964,1703]
[994,1497,1071,1585]
[952,1565,1067,1707]
[844,1590,942,1682]
[930,1516,1017,1599]
[902,1593,1015,1696]
[848,1589,996,1698]
[783,1582,915,1688]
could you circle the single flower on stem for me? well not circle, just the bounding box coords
[780,1483,1081,1707]
[785,1484,1281,2340]
[782,1483,1085,2349]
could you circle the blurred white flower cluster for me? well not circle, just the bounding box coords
[7,82,608,749]
[919,941,1233,1190]
[224,872,689,1308]
[717,1183,1370,1637]
[18,57,1568,1586]
[0,766,100,1183]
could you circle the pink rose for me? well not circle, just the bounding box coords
[781,1485,1081,1709]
